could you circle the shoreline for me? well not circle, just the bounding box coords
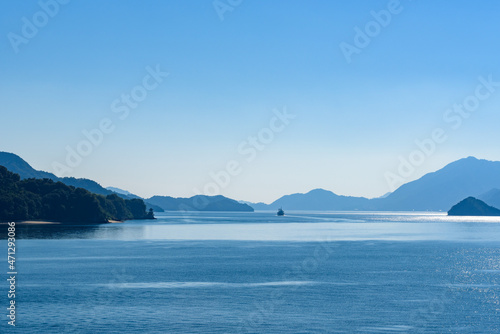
[1,220,125,225]
[0,221,61,225]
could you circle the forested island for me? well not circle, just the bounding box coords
[448,197,500,217]
[0,166,154,223]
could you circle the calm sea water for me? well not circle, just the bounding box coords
[1,211,500,333]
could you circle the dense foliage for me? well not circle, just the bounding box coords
[0,166,154,223]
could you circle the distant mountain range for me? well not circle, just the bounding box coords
[3,152,500,213]
[374,157,500,211]
[147,195,254,212]
[478,188,500,209]
[247,157,500,212]
[0,152,253,213]
[106,187,254,212]
[249,188,371,211]
[106,187,140,198]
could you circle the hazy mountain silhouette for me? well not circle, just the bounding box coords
[106,187,139,197]
[249,157,500,212]
[0,152,251,212]
[376,157,500,211]
[4,152,500,213]
[105,187,164,212]
[241,201,269,211]
[448,197,500,216]
[148,195,254,212]
[252,189,371,211]
[478,188,500,209]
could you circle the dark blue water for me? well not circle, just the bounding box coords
[1,212,500,333]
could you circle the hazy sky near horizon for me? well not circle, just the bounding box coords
[2,0,500,203]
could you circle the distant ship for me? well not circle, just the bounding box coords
[277,208,285,216]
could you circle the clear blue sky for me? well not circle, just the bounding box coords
[2,0,500,203]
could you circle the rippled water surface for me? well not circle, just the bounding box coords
[1,212,500,333]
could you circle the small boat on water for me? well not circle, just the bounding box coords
[277,208,285,216]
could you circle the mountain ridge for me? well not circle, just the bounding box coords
[246,157,500,212]
[0,151,113,196]
[3,152,500,213]
[0,152,253,213]
[478,188,500,209]
[0,152,168,211]
[147,195,254,212]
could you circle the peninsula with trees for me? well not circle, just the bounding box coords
[0,166,154,224]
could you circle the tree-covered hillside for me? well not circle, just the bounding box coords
[0,166,154,223]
